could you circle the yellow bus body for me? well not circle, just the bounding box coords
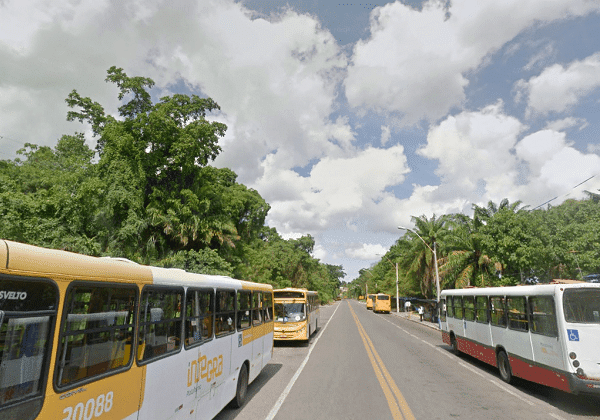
[0,239,273,420]
[366,294,376,310]
[374,294,391,313]
[273,288,319,341]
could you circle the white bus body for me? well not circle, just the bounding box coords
[440,283,600,395]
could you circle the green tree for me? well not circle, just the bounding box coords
[401,214,448,298]
[440,214,501,288]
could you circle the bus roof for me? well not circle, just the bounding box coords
[441,282,600,297]
[1,239,153,284]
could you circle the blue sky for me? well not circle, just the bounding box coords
[2,0,600,281]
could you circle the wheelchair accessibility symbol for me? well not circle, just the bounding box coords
[567,329,579,341]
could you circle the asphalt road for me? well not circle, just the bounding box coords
[215,300,600,420]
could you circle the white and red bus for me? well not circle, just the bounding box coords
[440,282,600,395]
[0,239,273,420]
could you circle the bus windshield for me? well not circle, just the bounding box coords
[274,303,305,322]
[0,279,57,411]
[563,288,600,324]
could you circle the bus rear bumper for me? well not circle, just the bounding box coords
[568,373,600,395]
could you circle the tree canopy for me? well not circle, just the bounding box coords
[0,67,341,303]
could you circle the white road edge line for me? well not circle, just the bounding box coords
[264,302,341,420]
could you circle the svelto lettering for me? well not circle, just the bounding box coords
[0,291,27,300]
[62,392,113,420]
[187,353,223,386]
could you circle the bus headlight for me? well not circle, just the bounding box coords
[573,360,580,368]
[569,352,577,360]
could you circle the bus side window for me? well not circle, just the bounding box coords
[236,290,251,331]
[475,296,489,323]
[252,292,263,326]
[57,283,137,387]
[507,296,528,331]
[215,290,236,337]
[263,292,273,322]
[454,296,463,319]
[464,297,475,321]
[490,296,507,328]
[138,286,183,364]
[185,288,214,347]
[440,298,446,322]
[529,296,557,337]
[446,297,453,318]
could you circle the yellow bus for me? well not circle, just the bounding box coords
[0,239,273,420]
[366,294,376,310]
[373,294,391,313]
[273,288,319,342]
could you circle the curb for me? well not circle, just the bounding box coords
[390,310,440,331]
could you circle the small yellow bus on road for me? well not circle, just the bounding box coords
[373,294,391,313]
[366,294,376,310]
[273,288,319,342]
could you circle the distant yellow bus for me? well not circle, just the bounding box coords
[273,288,319,342]
[366,294,376,310]
[373,294,391,313]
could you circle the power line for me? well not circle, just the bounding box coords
[531,174,598,210]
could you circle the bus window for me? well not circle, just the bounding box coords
[215,290,236,337]
[236,290,251,331]
[58,283,137,386]
[440,298,446,322]
[252,292,263,326]
[507,296,528,331]
[446,296,453,318]
[1,278,57,418]
[475,296,488,323]
[490,296,507,327]
[529,296,557,337]
[185,288,214,347]
[263,292,273,322]
[138,287,182,363]
[563,288,600,324]
[454,296,463,319]
[464,297,475,321]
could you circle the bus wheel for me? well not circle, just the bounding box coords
[497,351,513,384]
[450,335,460,355]
[231,364,248,408]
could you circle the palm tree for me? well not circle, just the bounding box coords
[440,214,501,288]
[401,214,448,298]
[472,199,526,223]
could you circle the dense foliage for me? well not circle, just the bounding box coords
[0,67,343,303]
[351,198,600,299]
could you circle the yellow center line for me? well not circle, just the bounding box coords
[349,302,416,420]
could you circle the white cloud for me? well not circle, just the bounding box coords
[345,243,389,260]
[380,125,391,146]
[344,0,600,123]
[258,145,411,235]
[545,117,589,132]
[516,52,600,116]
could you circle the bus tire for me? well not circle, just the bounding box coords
[231,363,248,408]
[450,334,460,355]
[497,351,513,384]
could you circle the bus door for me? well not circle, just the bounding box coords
[43,281,143,420]
[528,296,564,371]
[251,292,263,377]
[0,277,57,420]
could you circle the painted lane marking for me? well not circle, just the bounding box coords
[264,302,340,420]
[349,303,415,420]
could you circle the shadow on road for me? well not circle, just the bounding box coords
[213,363,283,420]
[439,344,600,417]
